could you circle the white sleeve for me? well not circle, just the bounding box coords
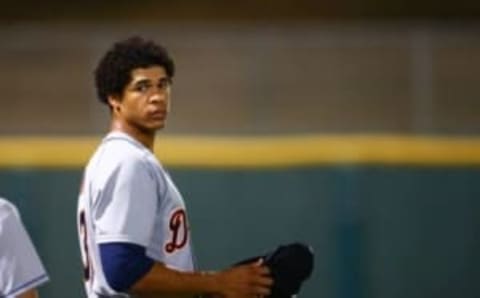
[0,210,49,297]
[95,157,158,247]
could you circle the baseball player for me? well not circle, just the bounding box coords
[77,36,273,298]
[0,197,49,298]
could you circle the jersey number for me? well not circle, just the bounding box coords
[165,209,188,253]
[79,210,92,281]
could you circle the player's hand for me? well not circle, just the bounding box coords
[214,259,273,298]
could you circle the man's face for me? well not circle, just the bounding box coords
[111,66,171,132]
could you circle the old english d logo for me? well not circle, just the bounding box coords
[165,209,188,253]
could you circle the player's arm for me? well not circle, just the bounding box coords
[17,288,38,298]
[131,260,273,298]
[100,242,273,297]
[97,159,272,296]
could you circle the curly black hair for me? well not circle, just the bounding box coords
[94,36,175,106]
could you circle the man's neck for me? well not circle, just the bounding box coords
[110,120,155,151]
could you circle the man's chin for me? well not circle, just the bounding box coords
[150,121,166,131]
[137,122,165,134]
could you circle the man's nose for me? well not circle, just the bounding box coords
[149,89,166,103]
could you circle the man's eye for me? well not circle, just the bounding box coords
[158,78,171,90]
[135,84,149,92]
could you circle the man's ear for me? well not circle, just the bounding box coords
[108,95,121,112]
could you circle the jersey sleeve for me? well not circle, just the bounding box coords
[95,156,158,247]
[0,209,49,297]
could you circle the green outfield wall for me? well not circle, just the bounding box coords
[0,136,479,298]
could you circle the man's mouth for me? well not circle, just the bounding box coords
[148,110,167,120]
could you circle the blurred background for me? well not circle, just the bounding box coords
[0,1,479,297]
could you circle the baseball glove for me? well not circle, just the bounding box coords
[234,242,314,298]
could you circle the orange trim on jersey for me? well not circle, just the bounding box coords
[0,135,480,168]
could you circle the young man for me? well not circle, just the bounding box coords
[0,197,49,298]
[77,36,273,298]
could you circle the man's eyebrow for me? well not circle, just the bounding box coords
[132,77,169,85]
[131,78,151,86]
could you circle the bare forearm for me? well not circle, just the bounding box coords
[17,289,38,298]
[131,263,217,297]
[131,260,273,297]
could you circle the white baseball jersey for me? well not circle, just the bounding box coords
[0,198,49,298]
[77,131,194,298]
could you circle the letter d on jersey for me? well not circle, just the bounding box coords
[165,209,188,253]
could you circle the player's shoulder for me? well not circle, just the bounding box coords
[0,197,20,222]
[95,132,150,162]
[87,131,155,176]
